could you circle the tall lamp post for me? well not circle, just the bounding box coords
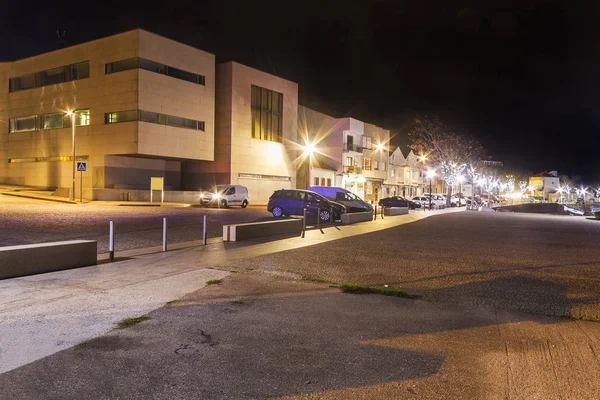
[66,110,76,201]
[426,169,436,210]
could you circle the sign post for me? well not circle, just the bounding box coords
[150,177,164,204]
[76,162,87,202]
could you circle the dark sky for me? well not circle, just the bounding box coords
[2,0,599,180]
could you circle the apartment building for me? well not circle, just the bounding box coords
[0,29,215,199]
[386,148,425,198]
[298,106,390,202]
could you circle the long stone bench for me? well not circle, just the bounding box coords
[0,240,97,280]
[223,219,303,242]
[383,207,409,216]
[341,211,373,225]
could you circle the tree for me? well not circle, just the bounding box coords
[409,116,485,206]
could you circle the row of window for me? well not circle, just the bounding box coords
[362,158,386,171]
[9,62,90,93]
[251,85,283,143]
[105,58,205,85]
[105,110,205,131]
[314,177,333,186]
[9,110,90,133]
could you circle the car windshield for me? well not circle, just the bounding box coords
[215,185,229,193]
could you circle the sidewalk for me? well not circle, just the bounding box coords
[0,207,460,373]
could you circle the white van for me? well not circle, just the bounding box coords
[308,186,373,213]
[200,185,249,208]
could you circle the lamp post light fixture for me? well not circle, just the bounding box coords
[66,110,76,201]
[302,142,316,189]
[426,169,436,210]
[376,143,385,151]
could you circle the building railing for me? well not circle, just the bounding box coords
[343,143,363,153]
[343,165,362,174]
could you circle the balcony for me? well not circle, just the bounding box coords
[343,143,363,153]
[343,165,362,174]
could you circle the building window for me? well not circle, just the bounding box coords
[105,58,206,85]
[314,177,320,186]
[381,162,386,171]
[374,160,379,170]
[75,109,91,126]
[327,178,332,186]
[8,155,88,163]
[9,61,89,93]
[42,113,67,130]
[363,158,372,171]
[251,85,283,143]
[10,116,37,133]
[391,168,395,177]
[362,136,372,150]
[345,156,353,166]
[106,109,205,131]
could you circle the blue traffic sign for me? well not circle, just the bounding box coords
[76,162,87,172]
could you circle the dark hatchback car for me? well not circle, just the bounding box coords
[267,189,346,221]
[378,196,421,209]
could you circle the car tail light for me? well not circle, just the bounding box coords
[268,197,274,201]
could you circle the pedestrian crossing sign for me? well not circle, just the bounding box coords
[77,162,87,172]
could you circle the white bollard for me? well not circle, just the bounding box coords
[109,221,115,262]
[203,215,207,245]
[162,217,167,252]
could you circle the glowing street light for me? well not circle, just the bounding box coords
[302,141,316,189]
[303,142,315,157]
[66,110,76,202]
[418,154,427,163]
[376,143,385,151]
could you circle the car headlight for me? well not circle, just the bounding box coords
[214,194,221,200]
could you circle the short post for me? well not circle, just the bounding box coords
[374,204,377,220]
[317,207,320,229]
[202,215,207,245]
[301,207,307,238]
[162,217,168,252]
[381,205,385,219]
[79,171,83,202]
[109,220,115,262]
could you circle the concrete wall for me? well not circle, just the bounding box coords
[0,29,215,196]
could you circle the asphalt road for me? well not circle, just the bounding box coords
[229,211,600,319]
[3,274,600,399]
[0,194,272,253]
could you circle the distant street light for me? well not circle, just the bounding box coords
[302,141,316,189]
[66,110,76,202]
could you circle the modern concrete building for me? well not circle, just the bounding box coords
[0,29,215,200]
[190,62,299,203]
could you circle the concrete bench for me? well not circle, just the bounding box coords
[384,207,409,216]
[223,219,303,242]
[341,211,373,225]
[0,240,97,280]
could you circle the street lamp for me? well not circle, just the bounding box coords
[426,169,436,210]
[302,142,315,189]
[66,110,76,201]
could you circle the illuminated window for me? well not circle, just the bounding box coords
[374,160,379,170]
[8,155,88,163]
[251,85,283,143]
[362,136,372,150]
[105,58,205,85]
[9,61,89,92]
[107,109,205,131]
[363,158,372,171]
[75,109,90,126]
[391,168,395,177]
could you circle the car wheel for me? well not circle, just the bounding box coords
[221,199,228,208]
[319,209,331,222]
[241,200,248,208]
[272,206,284,217]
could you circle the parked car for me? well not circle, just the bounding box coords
[199,185,249,208]
[267,189,346,221]
[411,196,430,207]
[308,186,373,213]
[424,193,446,207]
[378,196,420,209]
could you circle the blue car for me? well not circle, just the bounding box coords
[267,189,346,221]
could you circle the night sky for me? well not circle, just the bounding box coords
[2,0,598,180]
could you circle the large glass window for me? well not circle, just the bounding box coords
[106,58,205,85]
[42,113,67,130]
[251,85,283,143]
[10,116,37,133]
[75,109,90,126]
[9,61,89,93]
[107,109,205,131]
